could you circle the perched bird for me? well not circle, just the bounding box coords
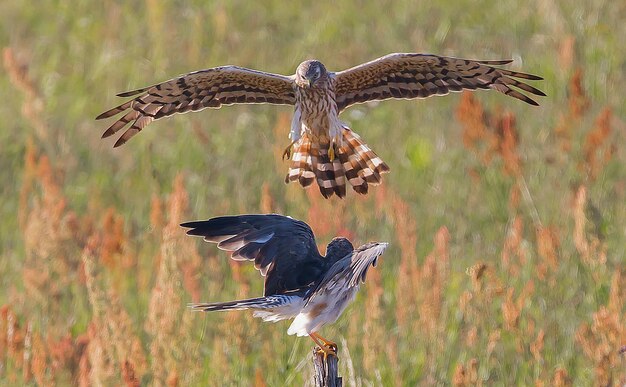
[181,214,388,357]
[97,53,545,198]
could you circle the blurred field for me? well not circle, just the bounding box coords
[1,1,625,385]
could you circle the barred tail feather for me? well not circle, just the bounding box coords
[189,297,271,312]
[312,143,347,198]
[189,294,304,322]
[285,128,389,198]
[286,136,315,188]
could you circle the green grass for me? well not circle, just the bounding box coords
[0,0,624,385]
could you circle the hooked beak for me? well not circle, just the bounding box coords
[301,77,312,88]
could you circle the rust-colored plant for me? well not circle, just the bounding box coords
[575,269,625,386]
[146,174,201,385]
[572,185,606,267]
[452,358,479,387]
[580,108,615,181]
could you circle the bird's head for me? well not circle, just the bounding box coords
[296,60,327,88]
[325,237,354,264]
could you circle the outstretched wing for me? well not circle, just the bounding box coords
[97,66,296,147]
[346,242,389,286]
[306,242,388,306]
[181,214,325,296]
[334,53,545,112]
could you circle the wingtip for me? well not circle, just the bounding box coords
[116,86,151,98]
[95,109,121,120]
[101,129,114,139]
[112,135,129,147]
[116,90,136,98]
[478,59,514,65]
[180,221,200,230]
[376,242,390,252]
[180,219,210,227]
[95,112,109,120]
[360,241,389,253]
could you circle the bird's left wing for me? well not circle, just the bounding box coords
[309,242,389,300]
[346,242,389,287]
[181,214,325,296]
[334,53,545,112]
[97,66,296,147]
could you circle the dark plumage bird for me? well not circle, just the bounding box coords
[181,214,388,357]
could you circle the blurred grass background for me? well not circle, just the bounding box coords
[0,0,624,385]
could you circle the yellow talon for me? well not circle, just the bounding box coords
[314,333,337,351]
[328,131,343,162]
[315,344,337,360]
[310,332,338,360]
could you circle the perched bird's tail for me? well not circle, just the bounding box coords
[189,294,304,322]
[285,128,390,198]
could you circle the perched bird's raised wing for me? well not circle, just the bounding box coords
[346,242,388,286]
[334,53,545,112]
[96,66,296,147]
[181,214,325,296]
[305,242,388,305]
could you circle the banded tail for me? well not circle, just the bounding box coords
[285,128,390,198]
[189,294,304,322]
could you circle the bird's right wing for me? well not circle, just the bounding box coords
[96,66,296,147]
[181,214,325,296]
[334,53,545,112]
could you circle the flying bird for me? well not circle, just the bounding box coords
[181,214,388,357]
[97,53,545,198]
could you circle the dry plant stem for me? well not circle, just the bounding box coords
[312,347,342,387]
[517,174,543,228]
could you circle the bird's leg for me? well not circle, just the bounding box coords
[328,126,343,162]
[311,332,338,352]
[328,135,342,162]
[282,140,297,160]
[309,333,337,359]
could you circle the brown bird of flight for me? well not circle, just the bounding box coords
[97,53,544,198]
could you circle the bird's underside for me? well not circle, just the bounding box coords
[181,214,388,357]
[97,53,545,198]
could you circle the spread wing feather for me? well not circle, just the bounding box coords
[181,214,326,296]
[304,242,388,306]
[96,66,296,147]
[334,53,545,112]
[346,242,388,287]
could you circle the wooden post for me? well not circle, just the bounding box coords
[311,347,342,387]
